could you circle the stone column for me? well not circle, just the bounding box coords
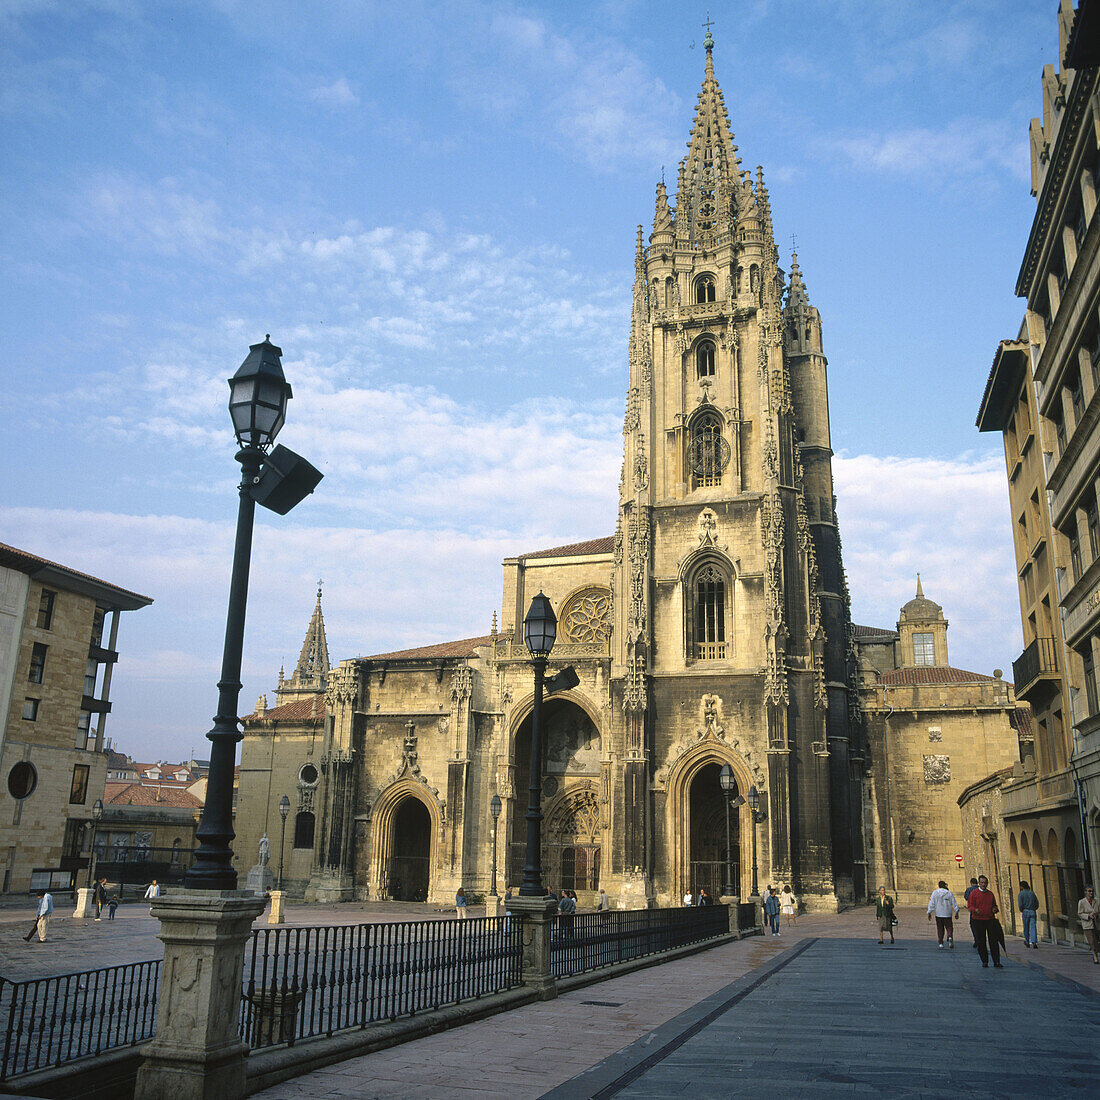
[135,890,265,1100]
[718,894,740,934]
[505,894,557,1000]
[267,889,286,924]
[72,886,95,919]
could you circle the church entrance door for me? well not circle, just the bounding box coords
[389,796,431,902]
[688,762,739,900]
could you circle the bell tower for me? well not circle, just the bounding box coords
[607,29,864,908]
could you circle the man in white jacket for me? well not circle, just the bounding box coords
[927,880,960,948]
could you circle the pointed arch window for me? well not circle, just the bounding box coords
[687,409,729,489]
[685,559,732,661]
[665,276,676,308]
[696,341,715,380]
[695,274,716,304]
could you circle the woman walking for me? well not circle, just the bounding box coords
[455,887,468,920]
[780,885,797,927]
[876,886,896,945]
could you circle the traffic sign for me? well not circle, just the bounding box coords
[954,854,963,864]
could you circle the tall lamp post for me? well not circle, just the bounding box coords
[718,765,737,899]
[518,592,579,898]
[747,785,767,898]
[85,798,103,889]
[489,794,502,897]
[277,795,290,890]
[185,338,322,891]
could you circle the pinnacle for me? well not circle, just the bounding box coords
[916,573,924,598]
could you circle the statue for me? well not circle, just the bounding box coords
[259,833,270,866]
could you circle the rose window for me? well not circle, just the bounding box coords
[560,588,612,644]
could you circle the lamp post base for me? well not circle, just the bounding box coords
[505,894,557,1000]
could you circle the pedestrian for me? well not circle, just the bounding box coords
[876,886,896,945]
[966,874,1003,968]
[144,878,160,915]
[761,884,772,926]
[683,889,693,907]
[558,887,576,938]
[927,880,960,948]
[764,888,781,935]
[455,887,467,919]
[1078,885,1099,964]
[24,890,53,943]
[597,888,610,913]
[780,885,797,926]
[697,888,711,906]
[1017,879,1040,949]
[107,894,119,921]
[93,876,109,921]
[963,877,980,949]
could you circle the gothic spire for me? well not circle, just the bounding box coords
[786,252,810,313]
[672,32,744,245]
[294,581,330,686]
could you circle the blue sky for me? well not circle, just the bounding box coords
[1,0,1056,762]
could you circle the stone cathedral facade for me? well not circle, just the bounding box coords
[237,38,867,910]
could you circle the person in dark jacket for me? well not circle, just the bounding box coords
[764,888,781,935]
[967,875,1003,968]
[876,886,896,945]
[1017,880,1040,949]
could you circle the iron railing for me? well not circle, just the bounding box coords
[241,916,522,1050]
[0,959,160,1080]
[550,905,730,978]
[1012,636,1059,695]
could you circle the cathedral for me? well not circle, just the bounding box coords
[237,34,869,910]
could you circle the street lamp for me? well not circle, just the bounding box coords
[86,798,103,889]
[747,785,766,898]
[186,338,322,891]
[278,795,291,890]
[718,764,737,899]
[489,794,502,897]
[518,593,579,898]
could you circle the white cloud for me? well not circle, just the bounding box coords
[309,77,359,108]
[834,450,1022,676]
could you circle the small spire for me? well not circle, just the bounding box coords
[491,611,498,637]
[294,584,331,685]
[916,573,924,598]
[703,12,714,65]
[653,181,672,231]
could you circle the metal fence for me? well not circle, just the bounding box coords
[241,915,523,1050]
[0,959,160,1080]
[550,904,730,978]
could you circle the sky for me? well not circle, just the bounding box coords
[0,0,1059,763]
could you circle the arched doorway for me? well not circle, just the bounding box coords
[688,762,738,899]
[546,789,602,901]
[389,796,431,901]
[508,697,601,891]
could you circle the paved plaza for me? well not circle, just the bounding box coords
[1,901,1097,1097]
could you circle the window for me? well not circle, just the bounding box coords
[1071,527,1083,581]
[913,632,935,666]
[21,698,39,722]
[694,563,727,660]
[1088,497,1100,560]
[69,765,90,805]
[84,660,98,697]
[294,811,315,850]
[76,711,91,749]
[1081,645,1099,716]
[1075,205,1088,246]
[696,341,715,379]
[687,410,728,488]
[695,275,716,304]
[299,763,319,786]
[28,643,47,685]
[665,276,676,308]
[90,607,106,650]
[1053,407,1066,453]
[1069,370,1085,425]
[36,590,55,630]
[7,762,37,800]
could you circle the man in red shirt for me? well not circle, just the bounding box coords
[967,875,1003,968]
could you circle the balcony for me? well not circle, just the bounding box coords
[1012,636,1060,700]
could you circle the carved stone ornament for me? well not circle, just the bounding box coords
[696,508,723,549]
[560,587,612,644]
[624,387,640,433]
[633,433,649,491]
[924,755,950,784]
[698,693,725,740]
[450,665,473,703]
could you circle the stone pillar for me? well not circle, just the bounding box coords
[135,890,265,1100]
[73,886,95,919]
[485,895,504,918]
[718,895,740,934]
[267,889,286,924]
[505,894,557,1000]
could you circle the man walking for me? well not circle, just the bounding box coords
[24,890,53,942]
[963,877,980,948]
[94,876,108,921]
[967,875,1003,968]
[927,880,960,948]
[1017,879,1040,949]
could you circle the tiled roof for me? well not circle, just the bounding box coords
[1011,707,1034,739]
[879,666,996,686]
[0,541,152,608]
[851,624,897,639]
[367,635,494,661]
[244,696,327,723]
[520,536,615,560]
[104,782,203,809]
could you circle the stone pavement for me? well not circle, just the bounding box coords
[252,907,1100,1099]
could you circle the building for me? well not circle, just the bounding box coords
[238,33,869,910]
[0,542,151,893]
[977,0,1100,928]
[857,581,1028,905]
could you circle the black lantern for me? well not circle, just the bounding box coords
[86,797,104,890]
[278,795,291,891]
[719,765,737,899]
[523,592,557,657]
[747,785,761,899]
[489,794,502,898]
[228,337,292,450]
